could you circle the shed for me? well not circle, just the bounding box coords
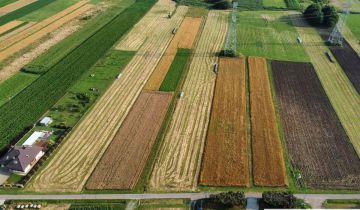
[39,117,53,126]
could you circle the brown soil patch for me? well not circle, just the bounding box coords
[26,4,187,193]
[0,4,92,60]
[143,17,202,91]
[0,20,23,34]
[86,91,173,189]
[42,204,70,210]
[200,57,249,187]
[248,56,287,187]
[0,0,36,14]
[149,11,228,191]
[0,0,88,50]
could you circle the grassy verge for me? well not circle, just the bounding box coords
[324,199,360,208]
[159,49,192,92]
[0,0,57,26]
[0,0,155,152]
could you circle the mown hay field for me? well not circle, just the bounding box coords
[0,3,92,61]
[86,91,173,190]
[144,17,202,91]
[149,10,228,191]
[0,20,24,34]
[272,61,360,189]
[200,57,249,187]
[26,3,187,192]
[248,56,287,187]
[291,14,360,156]
[237,11,308,62]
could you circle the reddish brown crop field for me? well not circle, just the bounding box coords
[248,56,287,187]
[271,61,360,189]
[86,91,173,189]
[200,57,249,187]
[319,30,360,93]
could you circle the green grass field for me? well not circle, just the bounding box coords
[159,49,191,92]
[0,72,39,107]
[347,14,360,40]
[237,11,309,62]
[263,0,287,8]
[0,0,17,8]
[19,0,80,22]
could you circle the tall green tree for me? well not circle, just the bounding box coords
[304,3,323,26]
[322,5,339,27]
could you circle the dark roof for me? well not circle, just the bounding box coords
[0,146,43,172]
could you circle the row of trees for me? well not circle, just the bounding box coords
[304,2,339,27]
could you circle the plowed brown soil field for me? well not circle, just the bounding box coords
[248,56,287,187]
[144,17,202,90]
[0,0,88,50]
[0,3,91,60]
[26,3,187,192]
[86,91,173,190]
[200,57,249,187]
[0,0,36,15]
[0,20,23,34]
[272,61,360,189]
[149,11,229,191]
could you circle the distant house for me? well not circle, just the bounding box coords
[0,146,44,175]
[22,131,51,147]
[39,117,53,126]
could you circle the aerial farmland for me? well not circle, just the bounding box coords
[0,0,359,208]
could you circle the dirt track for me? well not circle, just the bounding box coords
[26,3,187,193]
[144,17,202,91]
[0,0,36,15]
[86,91,173,190]
[0,3,91,61]
[0,20,23,34]
[200,57,249,187]
[149,11,228,191]
[248,56,287,187]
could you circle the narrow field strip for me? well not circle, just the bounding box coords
[271,61,360,189]
[150,11,228,191]
[248,56,287,187]
[86,91,173,190]
[0,4,92,61]
[26,4,187,192]
[0,20,23,34]
[0,0,36,15]
[0,0,88,50]
[115,0,177,51]
[343,25,360,56]
[0,22,35,42]
[291,14,360,156]
[144,17,202,91]
[200,57,249,187]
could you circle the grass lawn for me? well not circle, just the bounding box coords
[347,14,360,40]
[5,174,23,184]
[237,11,309,62]
[159,49,191,92]
[263,0,287,8]
[19,0,80,22]
[325,199,360,209]
[0,72,39,107]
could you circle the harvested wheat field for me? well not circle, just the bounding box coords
[200,57,249,187]
[26,4,187,193]
[0,22,81,82]
[149,10,228,191]
[144,17,202,90]
[116,0,177,51]
[0,20,23,34]
[248,56,287,187]
[0,0,88,50]
[291,13,360,156]
[86,91,173,189]
[272,61,360,189]
[0,4,92,60]
[0,0,36,16]
[0,22,35,42]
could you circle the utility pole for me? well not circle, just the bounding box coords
[328,0,352,45]
[224,1,238,56]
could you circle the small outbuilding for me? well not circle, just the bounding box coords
[39,117,53,126]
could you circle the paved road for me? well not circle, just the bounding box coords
[0,168,10,185]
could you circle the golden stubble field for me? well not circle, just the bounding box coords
[149,10,229,192]
[26,2,187,192]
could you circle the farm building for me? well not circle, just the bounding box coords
[0,146,44,175]
[39,117,53,126]
[22,131,51,147]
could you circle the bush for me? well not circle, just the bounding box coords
[211,192,246,208]
[322,5,339,27]
[262,192,296,208]
[304,3,323,26]
[211,0,231,9]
